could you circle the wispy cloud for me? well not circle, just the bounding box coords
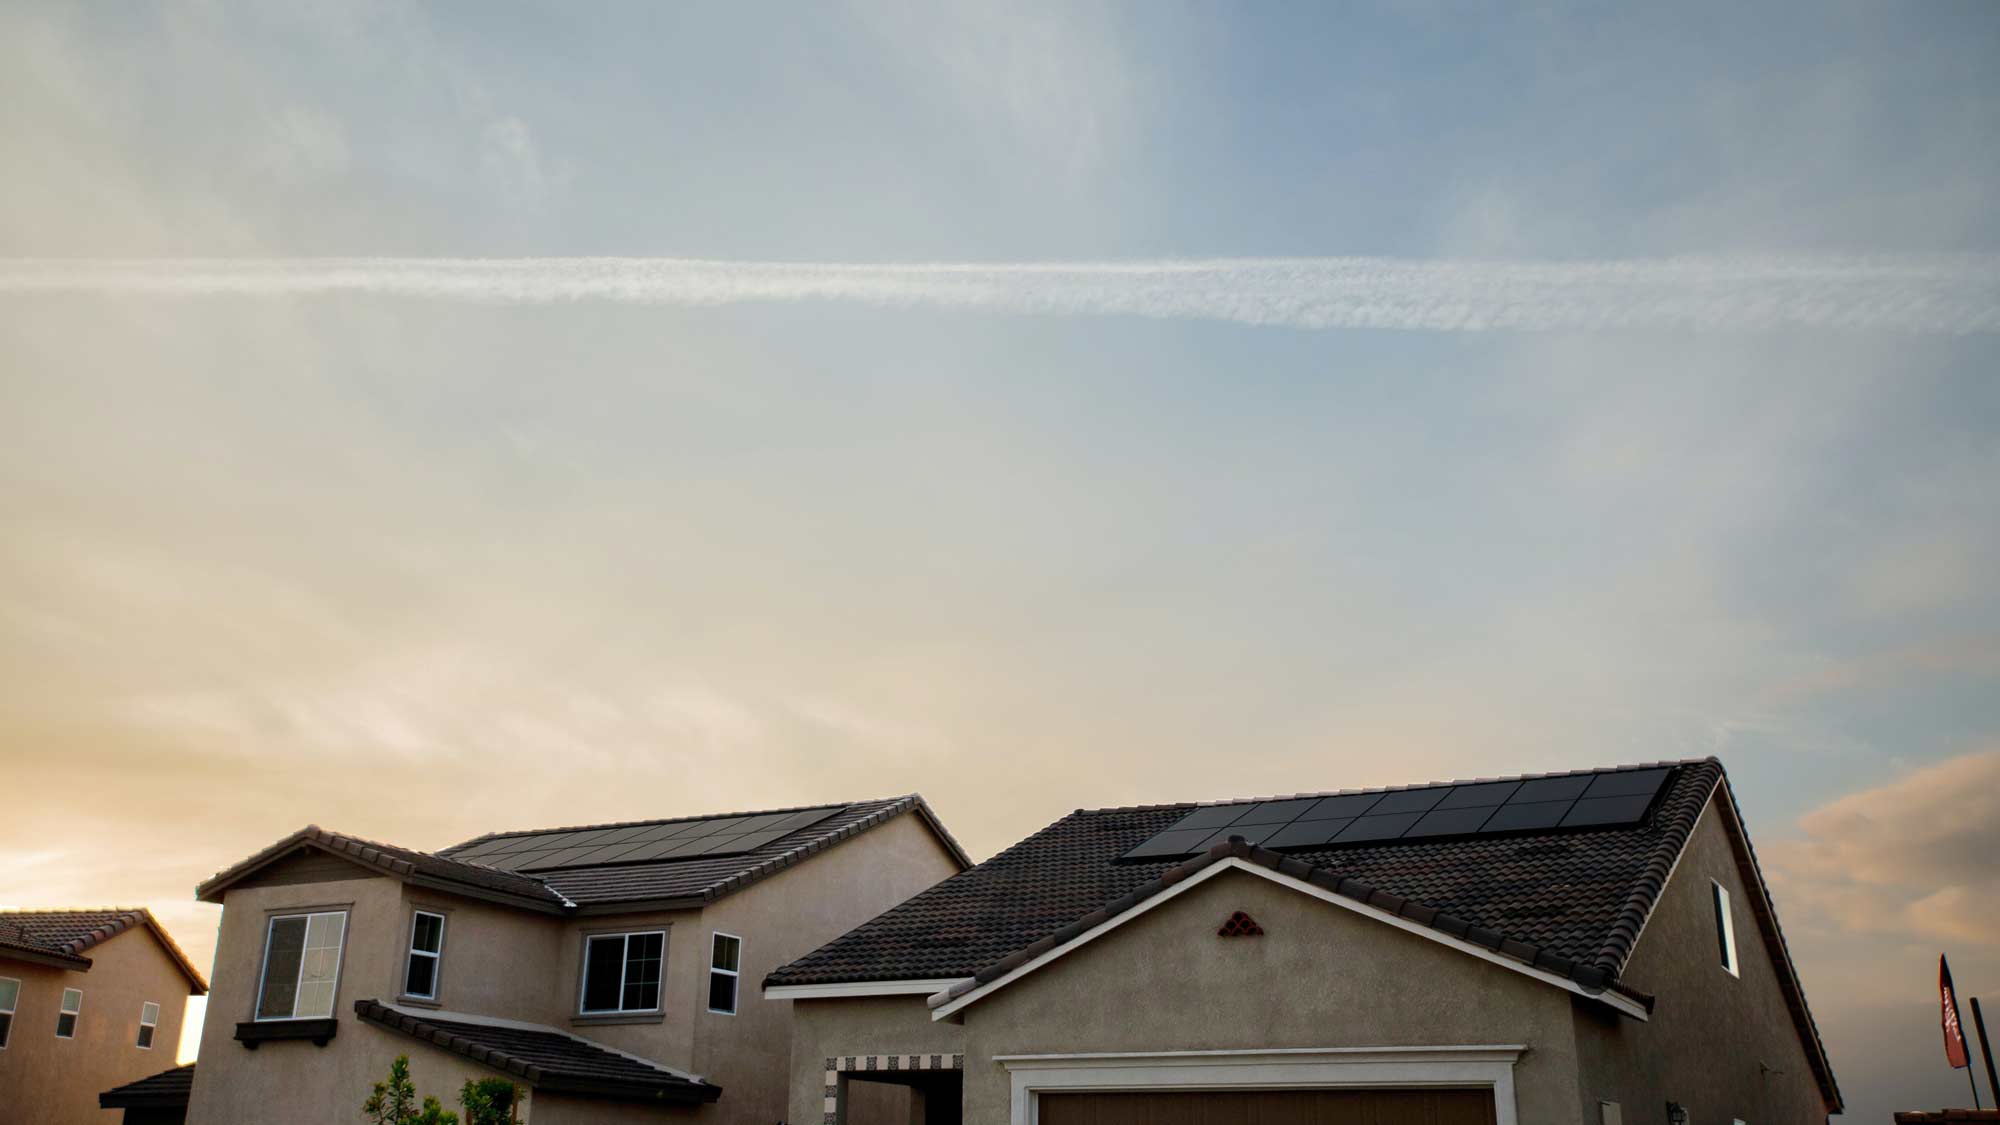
[5,256,1997,333]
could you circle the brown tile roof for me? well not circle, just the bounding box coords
[0,908,208,992]
[767,759,1838,1112]
[354,1000,721,1104]
[196,826,573,911]
[100,1063,196,1110]
[199,797,967,915]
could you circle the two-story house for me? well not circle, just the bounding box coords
[0,908,208,1124]
[768,759,1842,1125]
[185,796,967,1125]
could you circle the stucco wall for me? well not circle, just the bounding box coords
[1569,799,1831,1124]
[788,996,967,1125]
[698,810,964,1125]
[0,929,196,1125]
[955,868,1587,1124]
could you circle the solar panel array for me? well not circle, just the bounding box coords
[448,806,844,872]
[1119,767,1674,862]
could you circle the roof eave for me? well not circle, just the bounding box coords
[1,944,94,971]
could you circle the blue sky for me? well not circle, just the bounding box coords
[3,2,1997,1115]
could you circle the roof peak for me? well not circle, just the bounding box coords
[449,794,916,849]
[1075,757,1720,816]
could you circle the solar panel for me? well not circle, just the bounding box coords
[1116,767,1674,862]
[477,805,848,872]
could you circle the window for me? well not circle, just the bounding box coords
[256,911,347,1020]
[1712,881,1739,977]
[579,931,664,1014]
[1596,1101,1621,1125]
[708,933,741,1015]
[404,911,445,999]
[0,977,17,1048]
[56,988,82,1038]
[136,1001,160,1049]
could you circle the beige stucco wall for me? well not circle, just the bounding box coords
[1569,799,1831,1124]
[787,868,1595,1125]
[0,929,196,1125]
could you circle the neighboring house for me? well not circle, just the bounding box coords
[184,796,967,1125]
[0,908,209,1125]
[767,759,1842,1125]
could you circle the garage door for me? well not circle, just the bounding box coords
[1038,1088,1497,1125]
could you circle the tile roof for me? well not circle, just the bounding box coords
[354,1000,721,1104]
[768,761,1722,989]
[197,826,573,911]
[100,1063,196,1109]
[0,908,208,992]
[199,797,968,915]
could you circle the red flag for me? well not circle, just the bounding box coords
[1942,954,1971,1069]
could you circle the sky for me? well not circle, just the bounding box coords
[1,1,1996,1116]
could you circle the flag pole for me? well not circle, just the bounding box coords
[1975,998,1998,1113]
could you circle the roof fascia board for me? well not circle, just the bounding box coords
[763,978,969,1000]
[1,945,93,971]
[403,873,566,915]
[929,858,1650,1023]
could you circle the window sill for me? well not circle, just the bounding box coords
[571,1011,665,1027]
[235,1018,338,1048]
[396,995,443,1009]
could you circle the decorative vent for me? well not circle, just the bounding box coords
[1217,911,1263,937]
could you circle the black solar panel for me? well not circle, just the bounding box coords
[457,806,845,871]
[1115,767,1675,862]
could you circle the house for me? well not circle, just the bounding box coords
[766,758,1842,1125]
[184,796,967,1125]
[0,908,209,1125]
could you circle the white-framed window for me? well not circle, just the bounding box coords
[0,977,18,1048]
[255,911,347,1020]
[707,932,742,1015]
[579,931,665,1014]
[136,1001,160,1049]
[404,911,445,1000]
[1712,880,1739,977]
[56,988,82,1038]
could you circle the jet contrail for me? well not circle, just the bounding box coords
[2,255,1996,333]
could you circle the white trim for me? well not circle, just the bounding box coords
[137,1000,160,1049]
[56,986,83,1039]
[764,977,968,1000]
[929,857,1649,1022]
[1712,880,1740,978]
[405,910,445,1000]
[578,929,666,1015]
[707,931,742,1015]
[0,975,18,1050]
[1623,777,1717,959]
[998,1044,1525,1125]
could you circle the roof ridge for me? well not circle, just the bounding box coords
[0,906,150,916]
[446,795,910,850]
[1075,758,1712,815]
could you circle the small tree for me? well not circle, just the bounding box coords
[458,1078,520,1125]
[363,1055,460,1125]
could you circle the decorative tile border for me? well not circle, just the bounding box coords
[823,1053,964,1124]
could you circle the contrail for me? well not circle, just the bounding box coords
[2,255,1996,333]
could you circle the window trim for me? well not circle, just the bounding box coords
[0,975,18,1049]
[57,987,83,1039]
[1712,880,1739,978]
[707,931,742,1016]
[403,910,447,1001]
[137,1000,161,1049]
[577,930,667,1016]
[253,909,350,1022]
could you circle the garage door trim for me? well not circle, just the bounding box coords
[996,1044,1522,1125]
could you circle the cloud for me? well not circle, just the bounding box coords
[1766,747,2000,946]
[4,255,1998,333]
